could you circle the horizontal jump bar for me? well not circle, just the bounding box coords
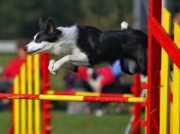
[47,90,133,97]
[0,93,146,103]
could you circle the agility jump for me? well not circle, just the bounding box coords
[5,53,144,134]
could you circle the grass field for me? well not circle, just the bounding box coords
[0,110,131,134]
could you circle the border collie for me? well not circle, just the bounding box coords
[24,18,147,75]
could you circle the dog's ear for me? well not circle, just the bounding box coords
[46,17,56,34]
[39,18,46,31]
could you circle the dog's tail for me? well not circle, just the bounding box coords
[121,21,129,30]
[121,21,133,30]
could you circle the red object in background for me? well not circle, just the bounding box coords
[75,67,89,81]
[75,67,116,88]
[95,67,116,87]
[2,58,26,80]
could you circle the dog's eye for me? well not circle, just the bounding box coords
[37,38,42,43]
[35,35,42,43]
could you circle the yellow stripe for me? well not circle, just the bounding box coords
[20,64,26,134]
[47,90,133,97]
[39,95,84,101]
[14,75,20,134]
[76,92,100,96]
[128,97,146,103]
[170,81,173,134]
[46,90,55,95]
[27,55,33,134]
[34,55,41,134]
[173,23,180,134]
[122,94,133,97]
[160,8,171,134]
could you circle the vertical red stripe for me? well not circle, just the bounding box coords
[130,74,141,134]
[40,53,52,134]
[147,0,161,133]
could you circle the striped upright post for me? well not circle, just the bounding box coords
[20,63,26,134]
[34,54,41,134]
[160,8,171,134]
[27,55,33,134]
[14,76,20,134]
[173,22,180,134]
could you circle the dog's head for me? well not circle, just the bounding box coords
[24,17,62,55]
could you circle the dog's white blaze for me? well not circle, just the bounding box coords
[33,33,39,40]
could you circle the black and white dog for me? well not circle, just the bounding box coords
[24,18,147,75]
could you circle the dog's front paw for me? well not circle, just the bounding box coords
[51,62,62,75]
[52,61,62,74]
[48,59,56,75]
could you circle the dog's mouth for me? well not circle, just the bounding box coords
[28,49,42,55]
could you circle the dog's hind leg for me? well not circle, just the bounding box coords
[136,56,147,75]
[120,59,139,75]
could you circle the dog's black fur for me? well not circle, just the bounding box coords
[76,25,147,75]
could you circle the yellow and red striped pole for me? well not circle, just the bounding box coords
[20,63,26,134]
[27,55,33,134]
[34,54,41,134]
[173,23,180,134]
[160,8,171,134]
[0,93,146,103]
[47,90,133,97]
[14,75,20,134]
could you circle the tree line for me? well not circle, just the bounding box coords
[0,0,179,39]
[0,0,132,39]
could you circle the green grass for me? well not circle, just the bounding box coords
[0,53,16,68]
[0,111,12,134]
[0,110,131,134]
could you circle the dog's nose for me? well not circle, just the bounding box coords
[24,46,27,51]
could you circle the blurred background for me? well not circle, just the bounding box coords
[0,0,180,134]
